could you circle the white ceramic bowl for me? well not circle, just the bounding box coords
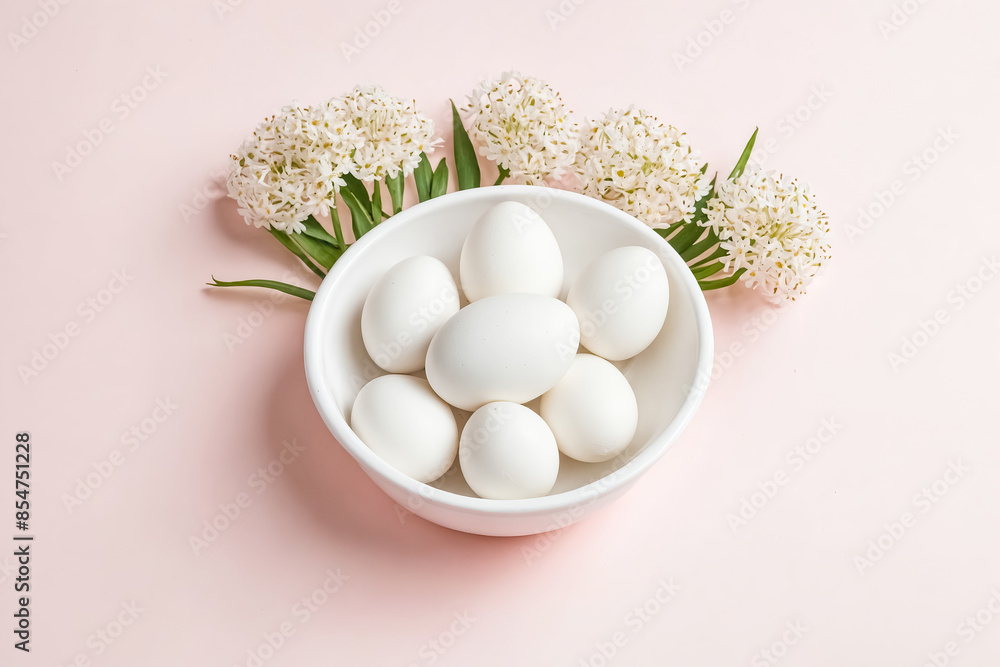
[304,186,713,536]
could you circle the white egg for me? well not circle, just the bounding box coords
[425,293,580,411]
[361,255,460,373]
[459,402,560,500]
[350,375,458,483]
[459,201,564,302]
[567,246,669,360]
[541,354,638,463]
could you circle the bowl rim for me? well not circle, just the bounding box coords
[303,185,713,516]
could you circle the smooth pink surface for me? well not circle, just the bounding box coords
[2,1,998,665]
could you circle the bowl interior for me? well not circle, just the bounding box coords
[306,186,710,506]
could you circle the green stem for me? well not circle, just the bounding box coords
[207,277,315,301]
[690,246,728,268]
[386,172,404,214]
[268,228,326,279]
[681,229,720,263]
[341,186,374,240]
[371,181,383,224]
[301,215,339,247]
[655,221,685,239]
[692,261,725,280]
[699,268,746,290]
[289,234,328,275]
[494,165,510,186]
[667,222,705,255]
[330,205,345,249]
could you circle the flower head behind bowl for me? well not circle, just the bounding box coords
[343,84,442,182]
[227,101,362,234]
[575,106,710,229]
[465,71,581,185]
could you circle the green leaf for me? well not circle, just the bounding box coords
[451,100,480,190]
[341,173,371,211]
[494,165,510,186]
[414,152,433,202]
[207,277,314,301]
[666,222,706,256]
[431,158,449,198]
[371,180,383,224]
[386,172,404,214]
[699,268,746,291]
[655,221,685,239]
[330,205,346,249]
[728,128,759,180]
[689,245,728,268]
[268,228,325,279]
[340,186,375,240]
[294,232,343,270]
[681,227,720,262]
[691,261,725,280]
[301,215,340,247]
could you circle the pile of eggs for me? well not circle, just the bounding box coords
[350,201,670,500]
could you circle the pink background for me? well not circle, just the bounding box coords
[3,0,999,665]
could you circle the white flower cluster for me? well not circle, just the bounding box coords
[228,87,440,233]
[575,107,710,228]
[703,164,831,300]
[227,101,362,234]
[225,72,831,300]
[343,85,442,181]
[465,71,580,185]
